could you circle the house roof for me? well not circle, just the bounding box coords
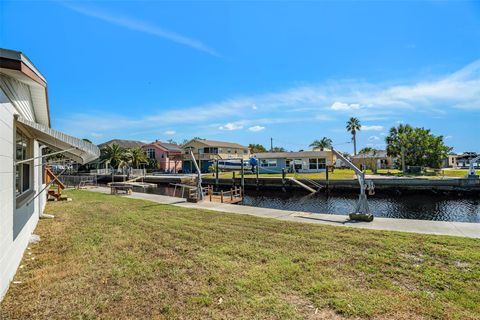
[0,48,50,127]
[254,151,331,159]
[184,139,248,149]
[144,140,182,152]
[98,139,145,149]
[353,150,388,158]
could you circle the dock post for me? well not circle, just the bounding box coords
[215,159,219,189]
[256,165,259,190]
[231,188,233,201]
[240,159,245,196]
[221,191,224,203]
[282,168,286,186]
[326,165,330,192]
[232,171,236,187]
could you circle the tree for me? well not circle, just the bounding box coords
[126,147,149,169]
[166,139,177,145]
[357,147,378,173]
[385,124,452,169]
[101,144,126,168]
[248,143,267,153]
[346,117,361,155]
[358,147,374,155]
[82,138,92,143]
[309,137,332,151]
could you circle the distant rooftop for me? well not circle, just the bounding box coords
[145,140,182,152]
[185,139,248,149]
[98,139,145,149]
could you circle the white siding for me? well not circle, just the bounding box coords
[0,87,46,300]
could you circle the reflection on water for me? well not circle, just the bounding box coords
[241,190,480,223]
[141,185,480,222]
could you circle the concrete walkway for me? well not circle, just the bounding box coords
[87,187,480,239]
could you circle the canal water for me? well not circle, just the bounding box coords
[242,189,480,223]
[140,185,480,223]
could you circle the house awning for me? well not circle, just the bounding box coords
[17,116,100,164]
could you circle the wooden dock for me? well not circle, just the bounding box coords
[205,185,243,204]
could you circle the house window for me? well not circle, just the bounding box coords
[309,158,326,170]
[203,147,218,154]
[146,148,156,159]
[227,149,231,153]
[16,129,32,196]
[243,149,248,154]
[260,159,277,167]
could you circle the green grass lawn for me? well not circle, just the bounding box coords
[1,190,479,319]
[212,168,469,180]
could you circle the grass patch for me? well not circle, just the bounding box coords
[213,168,469,180]
[1,190,479,319]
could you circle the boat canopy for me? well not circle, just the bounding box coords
[17,116,100,164]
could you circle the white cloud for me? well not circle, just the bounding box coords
[56,59,480,139]
[362,125,384,131]
[330,101,361,111]
[164,130,176,135]
[252,104,258,110]
[63,3,220,57]
[219,123,243,131]
[248,125,265,132]
[368,135,381,142]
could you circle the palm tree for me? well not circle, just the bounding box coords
[126,147,149,169]
[346,117,361,155]
[101,144,126,169]
[309,137,333,151]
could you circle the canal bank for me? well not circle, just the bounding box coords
[87,187,480,239]
[94,175,480,194]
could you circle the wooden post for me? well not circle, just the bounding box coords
[282,168,286,187]
[231,188,233,201]
[221,190,224,203]
[256,164,259,189]
[232,171,236,187]
[240,159,245,196]
[326,165,330,191]
[215,159,219,188]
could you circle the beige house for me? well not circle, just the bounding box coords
[181,139,249,173]
[352,150,395,171]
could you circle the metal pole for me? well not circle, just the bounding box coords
[240,159,245,194]
[326,164,329,191]
[256,163,259,189]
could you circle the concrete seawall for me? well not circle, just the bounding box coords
[96,175,480,194]
[202,177,480,193]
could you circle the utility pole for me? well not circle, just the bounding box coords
[270,137,273,151]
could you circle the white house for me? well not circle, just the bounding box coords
[0,49,99,300]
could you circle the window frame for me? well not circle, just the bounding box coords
[15,126,33,197]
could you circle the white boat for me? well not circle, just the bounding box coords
[211,159,252,171]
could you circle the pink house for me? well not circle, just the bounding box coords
[142,140,182,172]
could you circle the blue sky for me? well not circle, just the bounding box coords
[1,1,480,154]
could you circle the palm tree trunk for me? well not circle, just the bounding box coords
[353,133,357,156]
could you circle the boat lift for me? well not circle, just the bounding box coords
[189,150,204,201]
[466,155,480,178]
[331,148,375,222]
